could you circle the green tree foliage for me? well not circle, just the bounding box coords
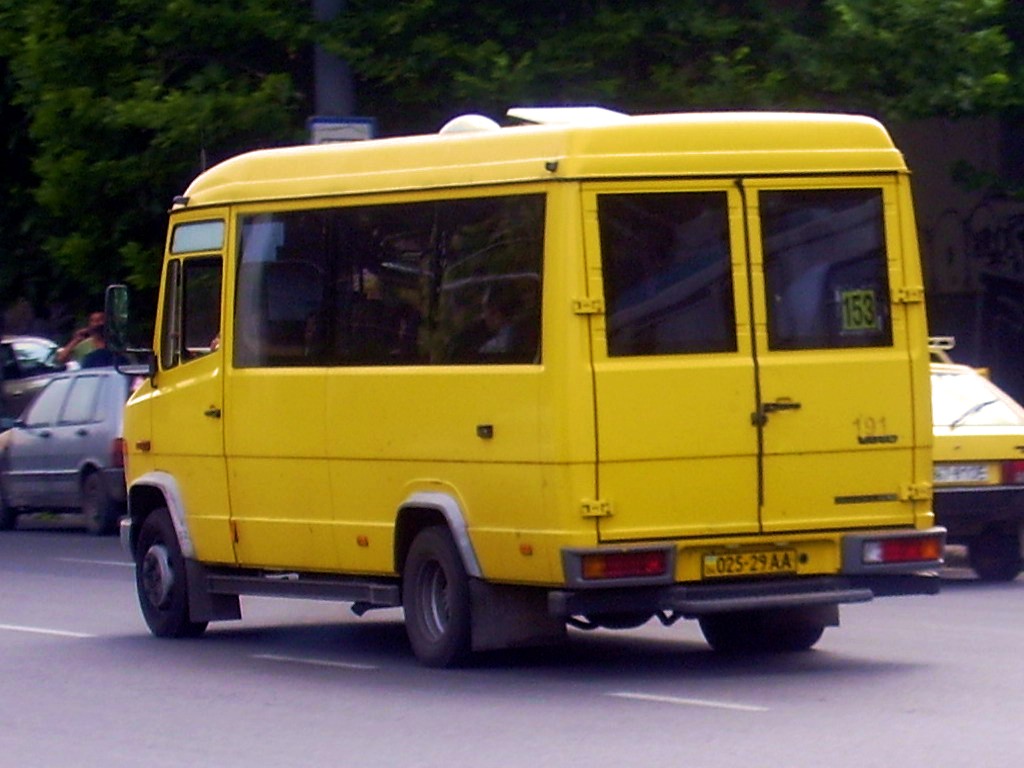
[0,0,1020,320]
[810,0,1013,116]
[0,0,310,313]
[325,0,1018,133]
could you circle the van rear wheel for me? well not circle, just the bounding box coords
[699,608,826,653]
[968,528,1022,582]
[136,508,208,638]
[402,526,472,667]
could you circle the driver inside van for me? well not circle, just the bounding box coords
[478,283,521,355]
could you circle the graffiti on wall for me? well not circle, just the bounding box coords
[923,196,1024,400]
[927,197,1024,293]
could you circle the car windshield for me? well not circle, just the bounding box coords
[931,370,1024,428]
[10,338,60,374]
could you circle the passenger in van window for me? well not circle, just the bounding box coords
[478,282,538,362]
[304,311,328,359]
[348,269,399,362]
[478,283,520,355]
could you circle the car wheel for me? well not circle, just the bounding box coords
[0,480,15,531]
[81,471,118,536]
[135,508,208,638]
[402,526,472,667]
[968,528,1022,582]
[699,608,826,653]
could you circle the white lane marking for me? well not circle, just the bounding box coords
[0,623,95,639]
[57,558,133,568]
[608,691,768,712]
[252,653,378,671]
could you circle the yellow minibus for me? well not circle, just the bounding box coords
[108,107,944,666]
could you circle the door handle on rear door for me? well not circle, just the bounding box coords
[763,399,801,414]
[752,399,802,426]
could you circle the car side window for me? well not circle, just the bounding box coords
[23,377,72,428]
[59,376,103,424]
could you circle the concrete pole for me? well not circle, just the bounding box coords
[313,0,354,116]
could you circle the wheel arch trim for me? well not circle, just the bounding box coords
[397,491,482,578]
[126,471,195,558]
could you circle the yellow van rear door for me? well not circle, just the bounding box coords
[746,179,918,533]
[584,183,762,540]
[587,178,919,542]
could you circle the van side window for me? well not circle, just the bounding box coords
[234,194,544,368]
[160,257,223,370]
[598,191,736,357]
[761,188,892,350]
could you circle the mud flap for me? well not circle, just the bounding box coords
[469,579,566,652]
[186,559,241,622]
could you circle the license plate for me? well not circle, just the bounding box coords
[933,463,989,484]
[702,549,797,579]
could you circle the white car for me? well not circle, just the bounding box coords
[931,349,1024,581]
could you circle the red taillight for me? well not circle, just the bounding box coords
[111,437,126,469]
[581,550,668,580]
[1002,460,1024,485]
[863,535,943,565]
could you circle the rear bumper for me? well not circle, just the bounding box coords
[548,572,940,619]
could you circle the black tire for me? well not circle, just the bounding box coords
[81,471,118,536]
[0,479,15,531]
[135,508,208,638]
[969,529,1022,582]
[402,526,472,667]
[699,608,826,654]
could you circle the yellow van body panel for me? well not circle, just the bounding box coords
[180,113,907,208]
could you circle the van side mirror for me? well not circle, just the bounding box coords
[104,284,130,353]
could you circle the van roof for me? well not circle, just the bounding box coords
[179,111,907,207]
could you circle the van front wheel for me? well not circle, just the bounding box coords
[402,526,472,667]
[135,508,208,639]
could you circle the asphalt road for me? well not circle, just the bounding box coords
[1,515,1022,768]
